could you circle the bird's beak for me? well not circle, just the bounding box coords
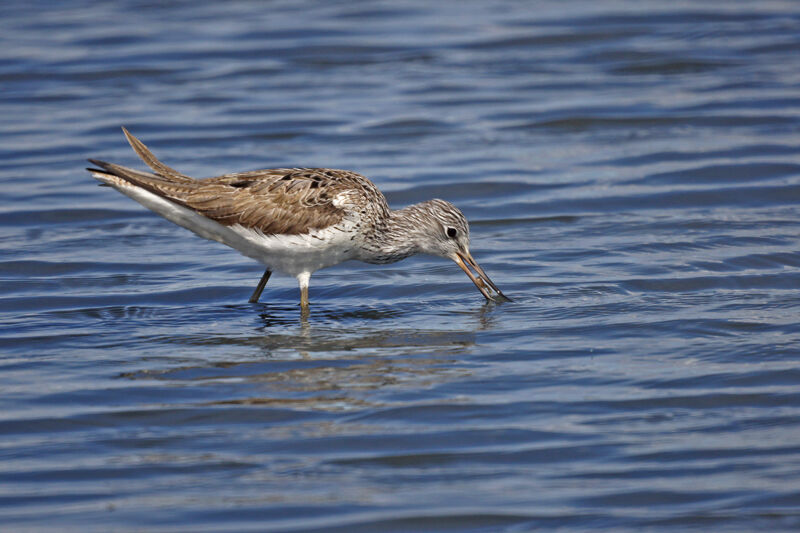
[453,251,512,303]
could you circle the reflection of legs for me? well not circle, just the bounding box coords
[297,271,311,310]
[248,269,272,303]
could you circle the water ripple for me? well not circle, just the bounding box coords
[2,1,800,531]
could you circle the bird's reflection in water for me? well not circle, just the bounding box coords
[122,302,502,413]
[472,299,501,331]
[256,304,407,347]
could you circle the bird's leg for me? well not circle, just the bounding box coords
[248,269,272,303]
[297,272,311,311]
[300,285,309,308]
[300,293,310,320]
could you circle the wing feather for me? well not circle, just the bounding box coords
[122,127,195,183]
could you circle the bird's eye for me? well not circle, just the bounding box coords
[446,227,457,238]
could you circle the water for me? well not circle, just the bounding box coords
[2,1,800,530]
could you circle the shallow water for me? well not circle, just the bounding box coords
[2,1,800,531]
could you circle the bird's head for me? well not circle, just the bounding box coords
[417,199,511,303]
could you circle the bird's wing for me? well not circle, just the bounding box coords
[89,158,359,235]
[185,168,355,234]
[89,129,384,235]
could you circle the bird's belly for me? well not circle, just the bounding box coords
[228,224,358,276]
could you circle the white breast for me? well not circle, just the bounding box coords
[228,223,359,276]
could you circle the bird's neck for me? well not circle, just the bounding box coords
[362,203,434,264]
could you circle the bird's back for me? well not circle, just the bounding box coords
[88,129,392,276]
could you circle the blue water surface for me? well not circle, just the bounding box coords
[1,1,800,531]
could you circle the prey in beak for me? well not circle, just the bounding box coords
[453,251,512,303]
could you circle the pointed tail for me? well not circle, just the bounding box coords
[121,127,195,183]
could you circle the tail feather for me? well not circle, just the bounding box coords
[121,127,195,183]
[88,158,164,183]
[87,156,199,201]
[86,166,114,186]
[87,164,132,190]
